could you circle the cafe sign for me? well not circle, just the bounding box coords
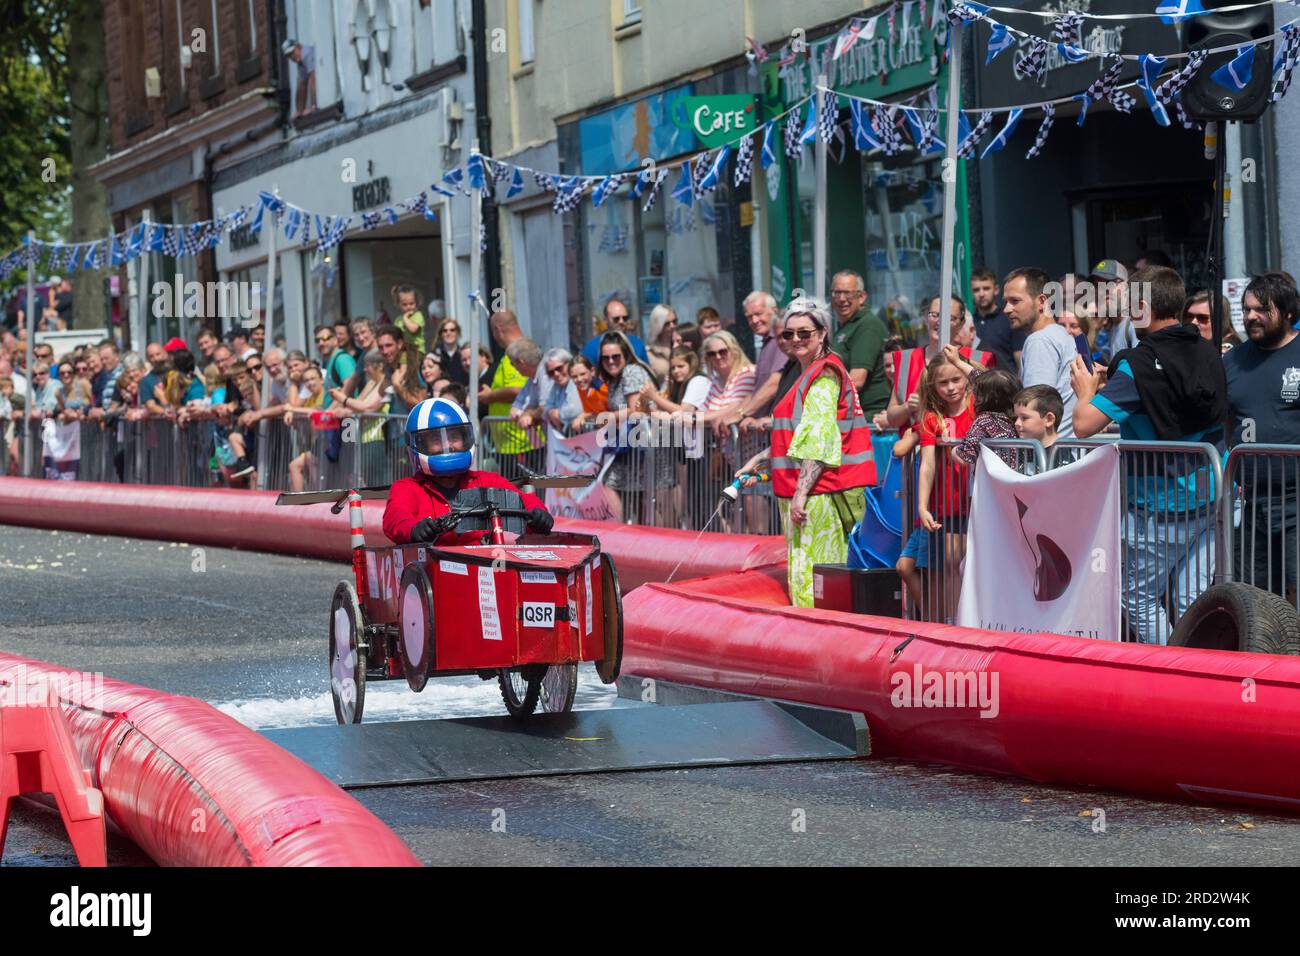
[673,95,757,148]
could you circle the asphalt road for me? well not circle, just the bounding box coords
[2,523,1298,866]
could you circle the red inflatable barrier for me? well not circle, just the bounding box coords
[0,479,782,589]
[623,573,1300,812]
[0,654,420,866]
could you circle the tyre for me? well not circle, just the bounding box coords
[1169,582,1300,655]
[539,663,578,714]
[594,553,624,684]
[398,563,435,692]
[498,664,546,719]
[329,582,367,724]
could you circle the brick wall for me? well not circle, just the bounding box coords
[104,0,278,152]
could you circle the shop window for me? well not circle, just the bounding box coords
[622,1,642,26]
[234,0,260,81]
[341,237,444,338]
[287,0,336,117]
[518,0,535,66]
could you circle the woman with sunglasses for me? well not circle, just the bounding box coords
[595,331,655,521]
[698,331,755,423]
[433,318,468,386]
[736,298,877,607]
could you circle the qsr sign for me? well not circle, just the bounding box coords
[674,95,757,148]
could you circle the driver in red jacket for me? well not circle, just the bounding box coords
[383,397,552,545]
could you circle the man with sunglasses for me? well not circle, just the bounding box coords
[314,324,357,395]
[828,270,890,417]
[580,297,649,372]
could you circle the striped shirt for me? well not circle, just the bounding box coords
[702,366,756,411]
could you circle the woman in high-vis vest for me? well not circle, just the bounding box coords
[736,299,876,607]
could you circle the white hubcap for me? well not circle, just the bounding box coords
[402,582,426,668]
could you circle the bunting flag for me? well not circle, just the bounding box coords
[947,1,989,26]
[591,173,626,208]
[745,36,768,68]
[817,89,838,144]
[506,167,526,198]
[442,166,469,194]
[429,181,456,198]
[833,17,875,60]
[146,223,165,252]
[760,121,779,168]
[734,129,755,186]
[467,152,486,191]
[384,206,400,225]
[980,108,1022,158]
[1056,43,1090,65]
[877,106,906,156]
[1156,0,1206,25]
[1016,37,1050,82]
[1052,12,1084,47]
[641,169,668,212]
[407,192,429,217]
[1155,50,1206,109]
[1211,45,1256,91]
[957,111,993,159]
[1273,23,1300,102]
[986,23,1014,65]
[784,103,804,158]
[671,162,695,208]
[1025,103,1056,159]
[362,212,382,230]
[552,176,587,214]
[798,100,818,145]
[283,207,302,241]
[533,170,557,192]
[1081,55,1126,119]
[696,147,730,195]
[1175,99,1197,129]
[850,99,882,151]
[161,226,181,258]
[1139,54,1171,125]
[914,108,944,154]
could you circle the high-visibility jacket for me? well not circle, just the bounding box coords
[769,352,876,498]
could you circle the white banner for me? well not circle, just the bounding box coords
[543,427,615,521]
[957,444,1120,640]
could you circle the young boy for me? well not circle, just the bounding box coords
[1012,384,1062,450]
[393,284,426,353]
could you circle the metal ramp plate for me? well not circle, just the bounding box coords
[262,701,866,789]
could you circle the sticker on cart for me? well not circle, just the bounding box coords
[477,565,502,641]
[510,549,560,561]
[366,553,380,598]
[813,574,824,600]
[417,548,426,562]
[439,560,468,576]
[569,597,579,634]
[521,602,557,628]
[393,549,405,582]
[583,562,593,635]
[520,571,556,584]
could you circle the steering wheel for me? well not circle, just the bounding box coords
[428,503,540,539]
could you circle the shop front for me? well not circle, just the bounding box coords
[559,67,757,342]
[213,105,465,353]
[766,2,956,341]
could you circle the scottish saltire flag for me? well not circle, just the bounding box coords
[980,109,1022,158]
[760,121,779,168]
[429,182,455,197]
[1212,45,1256,91]
[697,147,730,192]
[986,23,1013,64]
[671,163,694,208]
[467,153,486,190]
[1139,54,1171,125]
[903,108,945,154]
[442,166,466,193]
[1156,0,1206,24]
[850,99,883,151]
[506,167,526,198]
[798,101,817,144]
[1057,43,1089,64]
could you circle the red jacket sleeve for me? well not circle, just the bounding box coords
[383,477,431,544]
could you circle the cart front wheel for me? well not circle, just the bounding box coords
[329,582,367,725]
[539,663,578,714]
[498,664,546,719]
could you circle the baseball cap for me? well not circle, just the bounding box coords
[1090,259,1128,282]
[162,337,188,352]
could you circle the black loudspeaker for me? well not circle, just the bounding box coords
[1182,5,1275,122]
[812,565,904,617]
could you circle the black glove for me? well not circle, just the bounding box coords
[411,514,456,542]
[526,507,554,535]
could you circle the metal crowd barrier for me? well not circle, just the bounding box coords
[1049,439,1222,645]
[1221,444,1300,609]
[898,437,1048,624]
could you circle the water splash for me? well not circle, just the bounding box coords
[664,499,729,585]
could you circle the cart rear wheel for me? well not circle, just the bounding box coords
[539,663,578,713]
[595,553,624,684]
[329,582,367,725]
[498,664,546,719]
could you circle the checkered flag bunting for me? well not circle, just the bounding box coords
[1155,51,1206,108]
[1025,103,1056,159]
[1174,99,1198,129]
[957,111,993,159]
[641,169,668,212]
[1273,23,1300,102]
[872,107,904,156]
[533,171,557,192]
[784,103,803,159]
[1016,37,1050,82]
[817,89,837,144]
[947,1,986,25]
[734,130,755,186]
[160,226,181,257]
[1052,13,1083,46]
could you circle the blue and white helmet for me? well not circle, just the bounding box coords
[405,398,475,476]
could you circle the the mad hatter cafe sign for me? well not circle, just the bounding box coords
[784,3,945,102]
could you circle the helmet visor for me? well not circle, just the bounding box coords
[411,423,474,457]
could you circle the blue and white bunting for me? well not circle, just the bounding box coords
[798,100,818,145]
[784,103,804,158]
[986,24,1013,65]
[1156,0,1206,25]
[980,108,1022,158]
[641,169,668,212]
[696,147,730,194]
[850,99,882,151]
[1139,54,1171,125]
[957,111,992,160]
[817,89,838,144]
[1211,45,1256,92]
[761,121,779,168]
[734,131,755,186]
[1025,103,1056,159]
[506,167,526,198]
[671,163,694,208]
[467,153,486,191]
[1273,23,1300,102]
